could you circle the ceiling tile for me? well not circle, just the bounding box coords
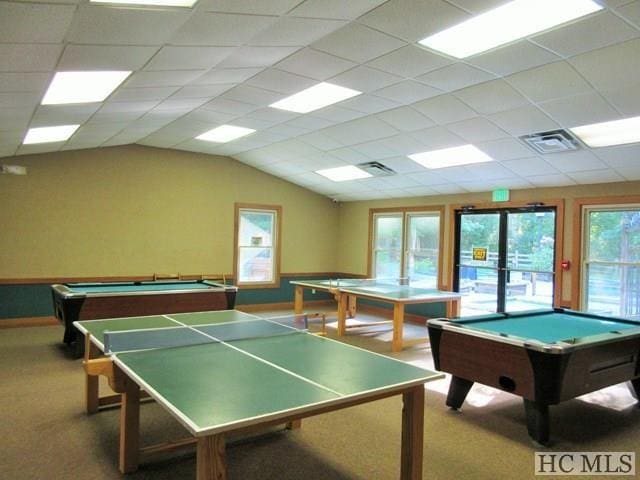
[219,46,301,68]
[367,45,452,78]
[0,92,41,109]
[339,94,401,114]
[488,105,559,137]
[170,84,234,100]
[502,157,559,176]
[58,45,160,71]
[0,44,62,72]
[445,117,509,142]
[200,97,259,116]
[249,17,346,47]
[125,70,208,89]
[312,23,406,63]
[416,63,495,92]
[540,92,619,127]
[532,11,639,58]
[376,107,435,132]
[288,0,388,20]
[594,144,640,168]
[412,94,477,124]
[0,2,74,43]
[201,0,301,15]
[476,138,532,161]
[193,68,263,85]
[600,83,640,117]
[527,173,576,187]
[298,131,345,150]
[376,156,426,174]
[544,151,608,173]
[330,66,404,92]
[0,72,50,93]
[408,125,465,150]
[68,5,190,45]
[246,68,317,94]
[618,1,640,27]
[570,38,640,92]
[568,169,626,184]
[455,80,530,115]
[0,107,31,130]
[145,47,233,71]
[275,48,357,80]
[31,104,100,127]
[220,85,283,106]
[372,80,441,104]
[467,41,560,77]
[310,106,366,123]
[171,13,277,46]
[359,0,468,42]
[321,116,399,145]
[507,61,593,103]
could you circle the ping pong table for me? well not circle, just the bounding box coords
[291,278,461,352]
[75,309,442,480]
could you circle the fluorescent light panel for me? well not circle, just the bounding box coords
[42,71,131,105]
[409,145,493,169]
[570,116,640,148]
[90,0,197,6]
[316,165,372,182]
[270,82,361,113]
[419,0,603,58]
[23,125,80,144]
[196,125,256,143]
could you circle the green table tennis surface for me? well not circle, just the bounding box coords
[75,310,440,436]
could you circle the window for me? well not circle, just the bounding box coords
[234,204,281,287]
[370,208,443,288]
[582,205,640,319]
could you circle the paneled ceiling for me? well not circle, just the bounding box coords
[2,0,640,201]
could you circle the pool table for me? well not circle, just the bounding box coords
[427,308,640,444]
[52,280,237,354]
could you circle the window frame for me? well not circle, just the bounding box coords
[233,203,282,288]
[368,206,445,289]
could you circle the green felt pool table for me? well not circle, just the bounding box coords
[52,280,237,353]
[427,308,640,444]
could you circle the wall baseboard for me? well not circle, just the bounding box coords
[0,316,58,329]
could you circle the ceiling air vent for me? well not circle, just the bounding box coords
[356,161,397,177]
[519,129,581,154]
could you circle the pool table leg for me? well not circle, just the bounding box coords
[629,378,640,401]
[445,376,474,409]
[523,399,550,445]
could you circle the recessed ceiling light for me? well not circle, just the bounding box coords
[23,125,80,144]
[316,165,372,182]
[196,125,256,143]
[42,71,131,105]
[408,145,493,169]
[90,0,198,6]
[419,0,603,58]
[570,116,640,148]
[270,82,361,113]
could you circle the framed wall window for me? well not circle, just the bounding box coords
[369,207,444,288]
[234,203,282,288]
[579,203,640,319]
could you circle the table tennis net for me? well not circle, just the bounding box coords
[103,316,309,354]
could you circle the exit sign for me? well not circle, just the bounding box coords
[492,188,510,202]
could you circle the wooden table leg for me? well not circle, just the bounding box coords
[347,295,357,318]
[401,386,424,480]
[294,286,304,314]
[84,335,101,414]
[337,292,347,336]
[119,377,141,474]
[197,435,226,480]
[392,303,405,352]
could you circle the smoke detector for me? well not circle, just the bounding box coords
[519,129,581,154]
[356,161,396,177]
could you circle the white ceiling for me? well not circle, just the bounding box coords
[2,0,640,201]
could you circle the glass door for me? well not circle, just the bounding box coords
[455,207,556,315]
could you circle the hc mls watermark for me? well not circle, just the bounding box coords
[535,452,635,475]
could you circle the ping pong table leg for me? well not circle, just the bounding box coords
[401,385,425,480]
[294,285,304,314]
[84,334,101,414]
[447,298,461,318]
[337,292,348,336]
[197,435,226,480]
[392,303,405,352]
[119,377,140,474]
